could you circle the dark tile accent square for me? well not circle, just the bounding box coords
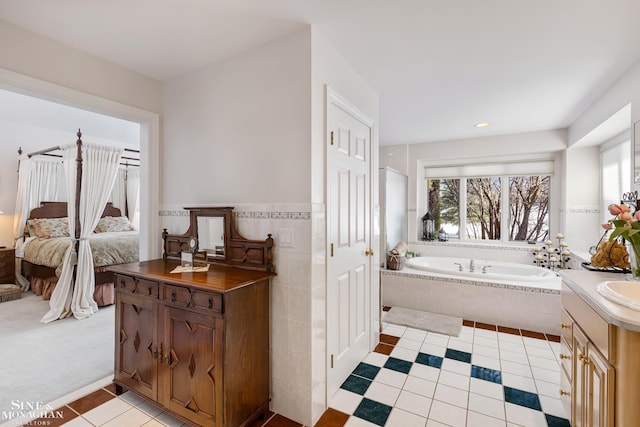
[382,306,392,312]
[504,386,542,411]
[264,413,304,427]
[383,357,412,374]
[315,408,350,427]
[498,325,521,336]
[475,322,497,331]
[380,334,400,345]
[545,413,571,427]
[340,374,372,395]
[445,348,472,363]
[374,343,394,355]
[246,410,276,427]
[353,398,393,426]
[68,388,115,414]
[353,362,380,380]
[415,352,443,369]
[471,365,502,384]
[104,383,117,395]
[463,319,475,327]
[546,334,561,343]
[521,329,546,340]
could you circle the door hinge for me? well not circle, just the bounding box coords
[330,131,334,146]
[330,243,334,257]
[331,354,334,368]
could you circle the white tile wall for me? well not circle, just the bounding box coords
[160,203,317,426]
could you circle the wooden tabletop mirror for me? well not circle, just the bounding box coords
[162,207,274,273]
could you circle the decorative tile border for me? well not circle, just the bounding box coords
[563,208,599,214]
[158,210,189,216]
[158,209,311,220]
[409,241,535,253]
[381,269,561,295]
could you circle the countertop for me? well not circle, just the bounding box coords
[560,269,640,332]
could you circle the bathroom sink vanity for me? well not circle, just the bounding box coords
[560,270,640,427]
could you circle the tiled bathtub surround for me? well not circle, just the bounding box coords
[381,270,562,335]
[159,203,322,426]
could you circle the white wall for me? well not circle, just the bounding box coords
[162,28,311,205]
[0,19,162,114]
[310,28,380,426]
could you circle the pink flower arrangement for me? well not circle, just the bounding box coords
[605,203,640,244]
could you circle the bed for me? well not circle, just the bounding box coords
[15,130,140,320]
[20,201,139,306]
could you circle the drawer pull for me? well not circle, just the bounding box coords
[559,389,570,396]
[560,323,571,329]
[120,279,126,288]
[171,291,176,302]
[208,297,214,309]
[578,353,589,365]
[147,286,152,296]
[559,353,570,360]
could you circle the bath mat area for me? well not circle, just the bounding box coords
[383,307,462,337]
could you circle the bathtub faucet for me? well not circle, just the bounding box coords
[453,262,463,271]
[469,259,475,272]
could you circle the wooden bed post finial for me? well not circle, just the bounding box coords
[77,129,82,142]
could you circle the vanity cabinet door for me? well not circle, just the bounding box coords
[159,305,220,427]
[585,345,614,427]
[573,325,614,427]
[114,291,158,400]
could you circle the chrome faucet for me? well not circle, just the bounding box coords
[469,259,475,272]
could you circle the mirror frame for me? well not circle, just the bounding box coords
[162,206,274,273]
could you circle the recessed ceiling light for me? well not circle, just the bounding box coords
[474,122,491,128]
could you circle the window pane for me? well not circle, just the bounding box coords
[508,176,550,241]
[427,178,460,238]
[466,177,501,240]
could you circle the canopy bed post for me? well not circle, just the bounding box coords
[74,129,82,253]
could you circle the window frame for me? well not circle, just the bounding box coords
[418,155,557,245]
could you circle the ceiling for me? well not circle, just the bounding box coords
[1,0,639,146]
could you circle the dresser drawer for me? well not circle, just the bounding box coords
[560,309,573,347]
[561,283,610,359]
[559,338,572,380]
[163,284,222,313]
[115,274,159,298]
[0,249,14,260]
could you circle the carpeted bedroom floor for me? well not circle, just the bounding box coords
[0,291,114,418]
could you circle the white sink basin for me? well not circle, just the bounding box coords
[596,281,640,311]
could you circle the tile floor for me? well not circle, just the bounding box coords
[18,318,569,427]
[319,317,570,427]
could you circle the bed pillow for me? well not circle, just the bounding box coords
[95,216,134,233]
[28,217,70,239]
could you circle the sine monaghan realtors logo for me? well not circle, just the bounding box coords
[2,400,64,425]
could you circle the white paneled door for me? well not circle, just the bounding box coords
[327,89,374,400]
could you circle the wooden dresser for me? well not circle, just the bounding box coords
[111,207,275,427]
[110,259,273,427]
[0,247,15,284]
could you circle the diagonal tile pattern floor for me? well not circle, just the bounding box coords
[17,317,568,427]
[320,317,570,427]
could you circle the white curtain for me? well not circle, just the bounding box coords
[110,167,140,223]
[41,145,78,323]
[71,144,123,319]
[110,168,127,215]
[126,167,140,225]
[14,156,64,291]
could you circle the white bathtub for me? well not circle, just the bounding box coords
[406,256,558,285]
[382,256,562,334]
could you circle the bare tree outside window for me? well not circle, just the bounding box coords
[426,174,550,242]
[467,177,501,240]
[509,176,550,241]
[427,179,459,238]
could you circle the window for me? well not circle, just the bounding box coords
[601,140,630,225]
[424,160,553,243]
